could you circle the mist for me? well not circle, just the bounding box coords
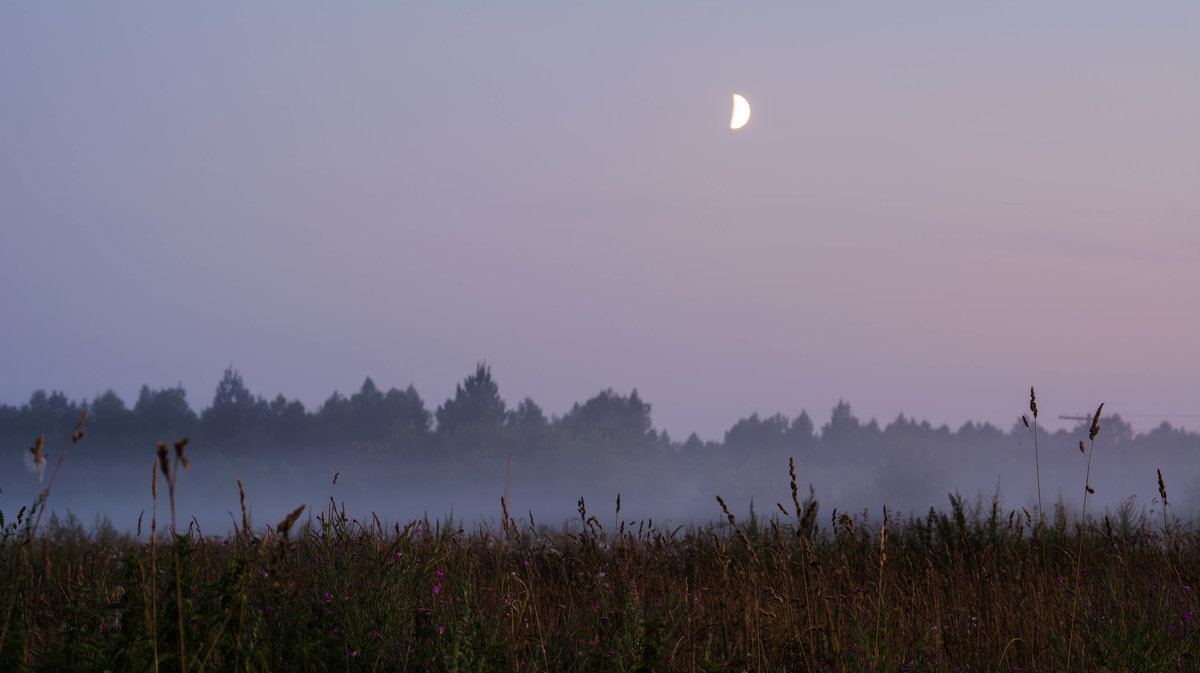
[4,367,1197,540]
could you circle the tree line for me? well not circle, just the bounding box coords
[2,364,1197,465]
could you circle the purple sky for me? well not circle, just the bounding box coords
[2,3,1197,441]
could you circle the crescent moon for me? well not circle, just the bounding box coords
[730,94,751,130]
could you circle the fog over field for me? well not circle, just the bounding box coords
[3,368,1197,537]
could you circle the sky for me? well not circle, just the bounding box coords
[2,2,1198,442]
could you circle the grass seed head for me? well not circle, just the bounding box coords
[276,504,306,539]
[1029,387,1038,419]
[156,442,170,479]
[29,435,45,469]
[1089,403,1104,440]
[173,438,190,470]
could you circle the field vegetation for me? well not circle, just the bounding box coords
[2,394,1197,672]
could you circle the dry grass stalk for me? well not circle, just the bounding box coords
[237,479,249,539]
[1028,386,1044,527]
[29,436,45,492]
[714,495,752,550]
[275,505,306,541]
[1067,401,1103,673]
[1158,468,1170,532]
[156,437,191,534]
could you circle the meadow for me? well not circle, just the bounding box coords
[2,404,1197,672]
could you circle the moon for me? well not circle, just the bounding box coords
[730,94,751,130]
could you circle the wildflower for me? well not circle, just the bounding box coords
[433,585,441,594]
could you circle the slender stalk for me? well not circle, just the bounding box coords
[151,459,160,673]
[1066,402,1103,673]
[175,542,187,673]
[1028,387,1043,528]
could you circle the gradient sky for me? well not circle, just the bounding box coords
[2,3,1198,441]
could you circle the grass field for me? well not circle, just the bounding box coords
[2,409,1197,672]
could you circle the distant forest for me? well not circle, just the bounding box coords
[3,364,1199,523]
[3,363,1196,460]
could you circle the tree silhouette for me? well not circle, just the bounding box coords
[507,397,550,454]
[89,389,134,438]
[201,367,265,444]
[724,412,790,455]
[383,385,432,450]
[134,384,197,438]
[560,388,655,454]
[435,364,506,435]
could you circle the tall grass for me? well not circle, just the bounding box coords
[0,399,1196,672]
